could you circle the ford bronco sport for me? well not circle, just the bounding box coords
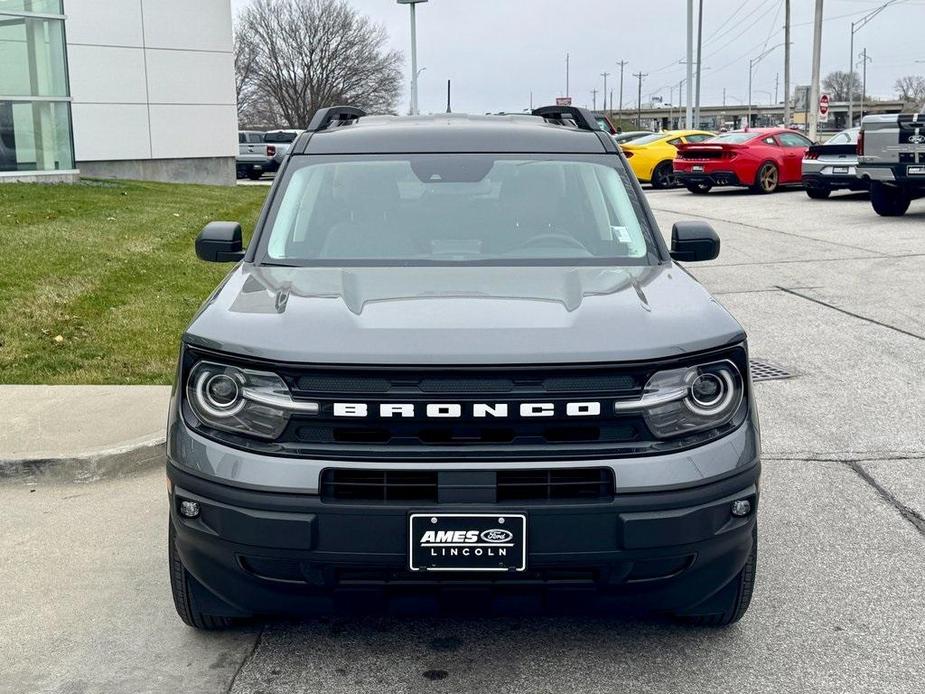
[167,106,761,629]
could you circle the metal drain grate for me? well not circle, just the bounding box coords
[749,359,794,382]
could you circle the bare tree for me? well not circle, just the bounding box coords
[822,71,863,102]
[234,0,403,129]
[895,75,925,111]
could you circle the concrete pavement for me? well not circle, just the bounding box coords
[0,385,171,481]
[1,187,923,693]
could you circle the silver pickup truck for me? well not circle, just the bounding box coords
[263,129,301,171]
[237,131,278,181]
[857,113,925,216]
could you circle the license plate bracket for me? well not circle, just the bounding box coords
[409,513,527,572]
[832,166,850,174]
[692,165,704,172]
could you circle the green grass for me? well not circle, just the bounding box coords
[0,179,268,384]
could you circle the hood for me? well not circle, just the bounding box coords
[185,264,745,365]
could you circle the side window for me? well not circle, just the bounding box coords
[763,137,778,146]
[667,137,683,146]
[238,133,246,144]
[780,133,812,148]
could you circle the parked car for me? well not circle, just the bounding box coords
[621,130,715,188]
[236,131,276,181]
[857,113,925,216]
[169,105,760,629]
[612,130,653,145]
[264,129,302,170]
[802,128,867,199]
[674,128,813,194]
[593,112,618,134]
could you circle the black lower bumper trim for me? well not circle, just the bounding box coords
[802,173,868,191]
[167,462,760,616]
[676,171,743,187]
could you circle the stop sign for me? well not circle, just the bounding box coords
[819,94,830,115]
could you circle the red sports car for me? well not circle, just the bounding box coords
[673,128,814,194]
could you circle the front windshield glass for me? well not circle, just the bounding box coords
[627,132,669,146]
[261,155,657,266]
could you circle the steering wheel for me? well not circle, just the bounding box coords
[514,232,589,252]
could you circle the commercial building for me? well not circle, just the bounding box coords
[0,0,237,185]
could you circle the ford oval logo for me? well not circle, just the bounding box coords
[481,529,513,543]
[909,134,925,144]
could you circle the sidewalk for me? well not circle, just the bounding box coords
[0,385,170,481]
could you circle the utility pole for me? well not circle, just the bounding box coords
[591,89,598,111]
[686,0,694,128]
[723,87,726,107]
[616,59,629,120]
[601,72,611,112]
[634,71,647,127]
[694,0,704,127]
[784,0,791,124]
[529,90,533,111]
[858,49,871,120]
[775,72,779,109]
[609,89,614,115]
[848,1,901,126]
[808,0,824,141]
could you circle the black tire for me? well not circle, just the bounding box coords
[650,161,677,189]
[676,525,757,627]
[806,187,831,200]
[752,162,779,194]
[685,181,712,194]
[246,169,263,181]
[169,524,235,630]
[870,182,911,217]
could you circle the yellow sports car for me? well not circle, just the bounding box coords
[621,130,715,188]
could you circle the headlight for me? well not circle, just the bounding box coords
[186,361,318,440]
[614,360,744,439]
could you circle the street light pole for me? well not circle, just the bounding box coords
[601,72,611,112]
[848,0,902,126]
[634,72,647,128]
[808,0,823,140]
[748,42,785,129]
[398,0,429,115]
[616,59,629,120]
[685,0,693,128]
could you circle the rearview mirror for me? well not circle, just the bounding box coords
[669,221,720,262]
[196,222,244,263]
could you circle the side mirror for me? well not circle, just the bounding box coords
[669,221,720,262]
[196,222,244,263]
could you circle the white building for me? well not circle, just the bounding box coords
[0,0,238,185]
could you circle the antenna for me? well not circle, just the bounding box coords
[446,79,452,113]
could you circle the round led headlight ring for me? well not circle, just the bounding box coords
[194,370,245,418]
[686,368,736,416]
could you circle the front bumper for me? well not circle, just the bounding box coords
[168,459,760,616]
[675,170,744,187]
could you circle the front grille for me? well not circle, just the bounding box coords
[321,469,438,502]
[496,468,613,502]
[184,345,750,461]
[320,468,614,504]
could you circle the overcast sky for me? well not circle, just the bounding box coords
[230,0,925,114]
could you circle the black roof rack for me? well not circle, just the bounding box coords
[531,105,598,132]
[306,106,366,133]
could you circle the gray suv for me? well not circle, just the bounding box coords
[168,106,761,629]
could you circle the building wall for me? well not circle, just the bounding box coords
[65,0,237,185]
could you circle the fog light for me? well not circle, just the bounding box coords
[731,499,752,517]
[179,500,201,518]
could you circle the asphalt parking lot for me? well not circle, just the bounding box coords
[2,187,923,694]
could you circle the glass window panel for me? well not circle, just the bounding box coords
[0,15,68,97]
[0,2,64,15]
[0,99,73,171]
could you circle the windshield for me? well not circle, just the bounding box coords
[260,155,657,266]
[708,132,759,144]
[627,132,669,146]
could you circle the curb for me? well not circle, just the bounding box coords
[0,436,166,484]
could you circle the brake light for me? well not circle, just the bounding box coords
[856,131,864,156]
[805,151,819,160]
[267,145,276,157]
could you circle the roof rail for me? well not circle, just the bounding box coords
[306,106,366,133]
[531,105,598,132]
